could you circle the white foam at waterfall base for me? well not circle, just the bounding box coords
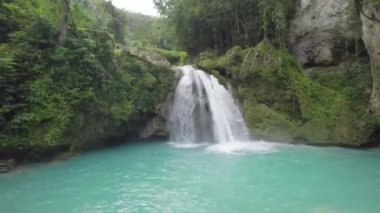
[206,141,278,155]
[168,142,211,149]
[168,140,278,154]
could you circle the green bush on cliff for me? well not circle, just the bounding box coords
[147,48,189,65]
[196,51,218,71]
[0,13,174,151]
[306,59,377,144]
[198,42,377,146]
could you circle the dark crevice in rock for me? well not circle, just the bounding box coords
[364,125,380,148]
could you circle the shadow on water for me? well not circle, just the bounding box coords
[0,134,169,174]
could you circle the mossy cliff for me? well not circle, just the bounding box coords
[0,15,174,159]
[196,42,377,146]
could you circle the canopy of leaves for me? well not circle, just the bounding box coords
[154,0,296,54]
[0,0,174,151]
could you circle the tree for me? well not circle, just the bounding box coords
[154,0,296,53]
[58,0,70,45]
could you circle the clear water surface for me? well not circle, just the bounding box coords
[1,141,380,213]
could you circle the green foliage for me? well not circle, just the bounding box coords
[195,51,218,71]
[124,12,171,49]
[306,58,377,143]
[0,1,174,151]
[0,2,30,42]
[244,102,296,142]
[154,0,296,53]
[257,0,295,48]
[148,48,189,65]
[203,42,377,145]
[100,1,127,43]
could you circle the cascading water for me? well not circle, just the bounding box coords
[169,65,250,144]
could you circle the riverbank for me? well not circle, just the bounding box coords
[2,137,379,174]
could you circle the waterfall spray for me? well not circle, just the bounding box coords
[169,66,250,143]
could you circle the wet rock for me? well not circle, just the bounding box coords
[0,159,15,173]
[139,116,169,139]
[139,67,183,140]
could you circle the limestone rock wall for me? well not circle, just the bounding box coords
[289,0,357,65]
[361,4,380,121]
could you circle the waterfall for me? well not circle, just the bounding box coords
[169,65,250,144]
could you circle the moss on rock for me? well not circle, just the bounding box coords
[147,48,189,65]
[195,51,218,71]
[244,99,296,143]
[205,42,377,146]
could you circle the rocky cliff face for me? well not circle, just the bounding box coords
[289,0,357,65]
[139,68,182,140]
[138,92,174,140]
[361,4,380,122]
[195,43,377,146]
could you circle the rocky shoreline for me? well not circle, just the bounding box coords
[0,159,15,173]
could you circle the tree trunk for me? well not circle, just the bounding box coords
[361,4,380,121]
[212,26,219,51]
[355,36,359,60]
[58,0,70,45]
